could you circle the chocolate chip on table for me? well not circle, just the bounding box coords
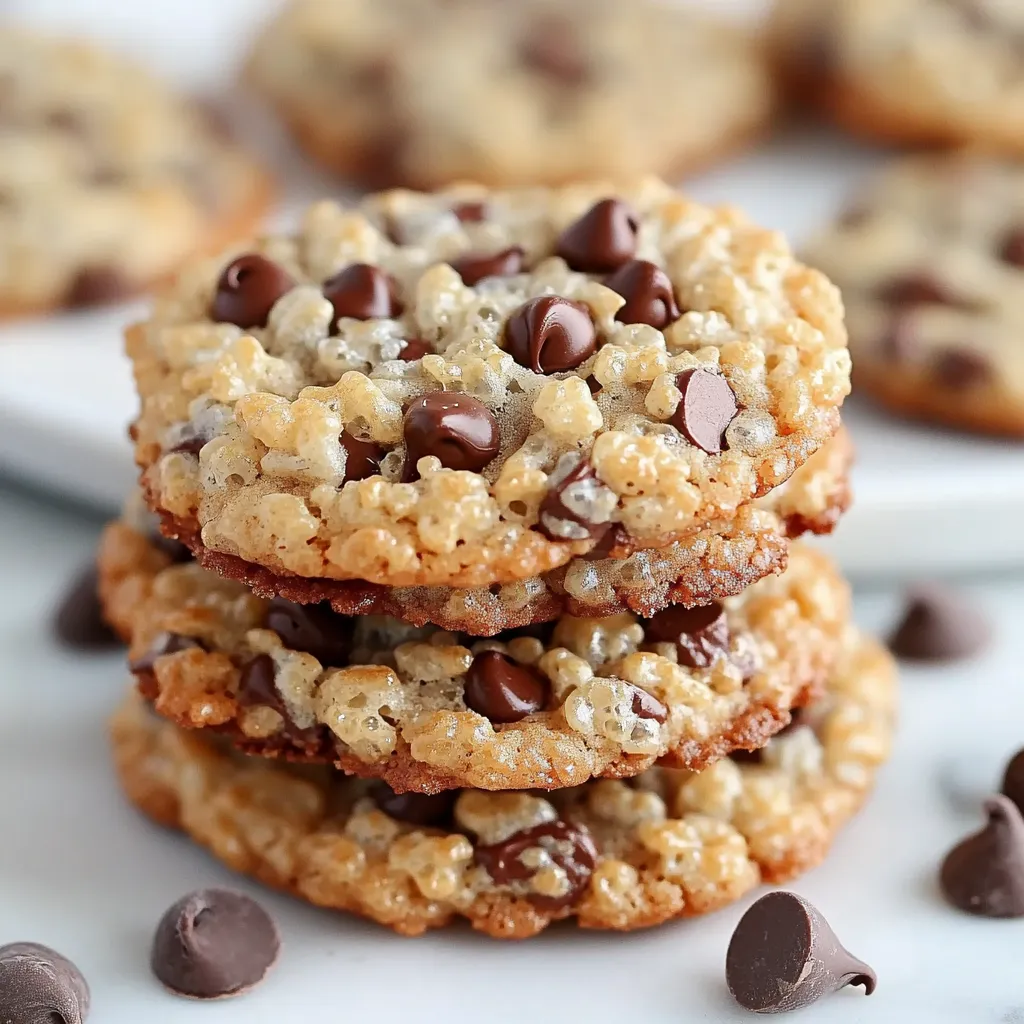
[210,254,294,329]
[323,263,402,323]
[64,266,132,308]
[474,820,598,909]
[369,782,458,827]
[931,348,992,391]
[998,227,1024,267]
[503,296,597,374]
[643,602,730,669]
[402,393,500,479]
[451,246,524,286]
[129,632,206,677]
[52,564,121,650]
[264,598,352,668]
[0,941,90,1024]
[605,259,682,330]
[151,889,279,1000]
[340,430,385,482]
[537,459,613,542]
[887,584,991,661]
[940,795,1024,918]
[670,369,739,454]
[630,686,668,723]
[463,651,548,724]
[726,891,877,1014]
[397,337,432,361]
[1001,749,1024,815]
[556,198,639,273]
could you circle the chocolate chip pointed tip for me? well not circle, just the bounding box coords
[887,583,991,661]
[726,891,876,1014]
[0,941,90,1024]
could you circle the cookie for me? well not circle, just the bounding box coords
[129,179,851,599]
[0,27,273,318]
[100,534,849,792]
[246,0,774,190]
[804,153,1024,437]
[110,627,896,938]
[770,0,1024,154]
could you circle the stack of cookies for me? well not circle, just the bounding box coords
[101,179,897,937]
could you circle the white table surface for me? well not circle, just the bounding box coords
[1,484,1023,1024]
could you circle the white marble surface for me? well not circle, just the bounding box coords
[0,485,1023,1023]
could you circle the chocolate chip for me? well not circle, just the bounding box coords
[402,393,500,479]
[452,201,486,223]
[630,686,667,723]
[265,598,352,667]
[537,459,613,543]
[503,296,597,374]
[236,654,280,709]
[670,368,738,454]
[998,227,1024,267]
[64,266,132,308]
[323,263,402,323]
[644,602,730,669]
[726,891,877,1013]
[129,632,206,677]
[167,423,213,456]
[474,820,597,909]
[52,564,120,650]
[556,199,639,273]
[398,338,432,361]
[0,942,90,1024]
[932,348,992,390]
[340,430,385,482]
[940,795,1024,918]
[605,260,682,330]
[369,782,458,827]
[585,374,601,394]
[1002,749,1024,816]
[887,584,991,661]
[451,246,524,286]
[518,18,591,87]
[463,651,548,724]
[150,532,193,564]
[211,254,294,329]
[151,889,279,1000]
[876,273,967,308]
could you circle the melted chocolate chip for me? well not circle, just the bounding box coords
[876,273,968,309]
[451,246,525,286]
[556,199,639,273]
[998,227,1024,267]
[630,686,668,723]
[236,654,280,709]
[340,430,386,482]
[398,338,432,361]
[211,254,294,329]
[932,348,992,391]
[323,263,402,323]
[453,200,487,223]
[53,564,121,650]
[463,651,548,724]
[475,820,597,909]
[65,266,132,308]
[503,296,597,374]
[605,260,682,329]
[130,632,206,676]
[670,368,738,454]
[402,393,500,479]
[369,782,458,827]
[0,942,90,1024]
[264,598,352,667]
[537,460,612,543]
[643,602,730,669]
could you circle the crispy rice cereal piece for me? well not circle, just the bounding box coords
[99,532,850,792]
[0,27,272,317]
[110,628,896,938]
[131,178,850,590]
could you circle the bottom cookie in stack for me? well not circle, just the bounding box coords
[110,627,896,939]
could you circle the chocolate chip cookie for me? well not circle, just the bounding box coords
[770,0,1024,154]
[804,153,1024,436]
[0,27,273,318]
[246,0,774,190]
[99,524,849,792]
[110,627,896,938]
[130,180,851,599]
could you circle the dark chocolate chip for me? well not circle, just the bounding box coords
[537,459,613,543]
[518,18,591,87]
[556,199,639,273]
[644,602,730,669]
[129,632,206,677]
[876,273,968,309]
[998,227,1024,267]
[323,263,402,323]
[940,795,1024,918]
[398,338,432,361]
[887,584,991,662]
[402,393,500,479]
[932,348,992,391]
[670,368,738,454]
[585,374,602,394]
[368,782,458,827]
[264,598,352,668]
[0,941,90,1024]
[151,889,279,1000]
[503,296,597,374]
[452,200,486,223]
[726,891,877,1013]
[340,430,385,482]
[237,654,280,709]
[474,820,597,909]
[52,564,120,650]
[167,423,213,457]
[605,260,682,330]
[451,246,524,286]
[1002,749,1024,816]
[630,686,667,723]
[64,267,132,308]
[463,651,548,724]
[211,254,294,329]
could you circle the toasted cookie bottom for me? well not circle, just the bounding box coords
[111,628,896,939]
